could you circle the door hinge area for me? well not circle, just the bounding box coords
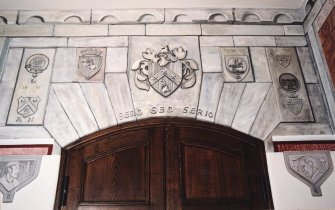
[61,176,70,206]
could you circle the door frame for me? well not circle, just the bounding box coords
[54,117,274,210]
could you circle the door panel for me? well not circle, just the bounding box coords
[59,119,273,210]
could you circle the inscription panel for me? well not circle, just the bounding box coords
[221,47,254,82]
[128,36,202,119]
[7,48,55,125]
[266,48,313,122]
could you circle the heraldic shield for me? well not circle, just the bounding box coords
[284,151,334,196]
[78,49,103,80]
[0,156,42,203]
[17,96,41,118]
[131,45,199,97]
[225,55,249,81]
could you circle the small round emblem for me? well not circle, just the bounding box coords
[25,54,49,78]
[279,73,300,92]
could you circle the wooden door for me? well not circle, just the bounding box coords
[56,118,273,210]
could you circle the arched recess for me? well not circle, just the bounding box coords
[55,118,273,210]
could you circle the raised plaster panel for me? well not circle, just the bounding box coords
[303,0,323,32]
[18,10,91,24]
[10,38,67,48]
[215,83,245,126]
[0,48,23,87]
[128,36,202,120]
[250,85,280,140]
[275,36,308,46]
[52,48,76,83]
[68,37,128,47]
[234,8,305,24]
[146,24,201,35]
[233,36,276,46]
[80,83,117,129]
[108,25,145,35]
[197,73,224,122]
[0,85,14,126]
[221,47,254,82]
[271,123,333,136]
[296,47,318,84]
[284,25,305,35]
[199,36,234,47]
[165,8,233,23]
[200,47,222,73]
[315,0,335,31]
[105,47,128,73]
[52,83,99,137]
[0,25,54,37]
[0,37,10,80]
[54,25,108,37]
[249,47,272,82]
[73,48,106,82]
[0,11,18,25]
[105,73,137,124]
[44,88,79,147]
[231,83,271,134]
[7,48,55,125]
[266,47,314,122]
[307,84,329,123]
[202,25,285,36]
[91,9,164,24]
[0,126,51,139]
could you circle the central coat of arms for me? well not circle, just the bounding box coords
[225,56,249,81]
[131,44,198,97]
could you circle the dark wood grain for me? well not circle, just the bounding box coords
[57,118,273,210]
[274,141,335,152]
[319,6,335,88]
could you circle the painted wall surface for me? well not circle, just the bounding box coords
[267,152,335,210]
[0,0,305,10]
[0,155,60,210]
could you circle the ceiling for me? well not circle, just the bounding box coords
[0,0,306,10]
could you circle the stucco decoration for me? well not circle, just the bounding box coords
[0,156,42,202]
[131,44,198,97]
[284,151,334,196]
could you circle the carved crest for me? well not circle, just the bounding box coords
[78,48,103,80]
[276,55,291,68]
[17,96,40,118]
[131,44,198,97]
[25,54,49,78]
[285,95,303,115]
[284,151,333,196]
[279,73,300,92]
[0,156,42,202]
[224,56,249,81]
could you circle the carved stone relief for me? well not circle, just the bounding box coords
[128,36,202,119]
[7,48,55,125]
[221,47,254,82]
[284,151,334,196]
[0,156,42,202]
[75,48,106,82]
[131,44,198,97]
[266,48,314,122]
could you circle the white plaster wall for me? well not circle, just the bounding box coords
[0,0,304,10]
[267,152,335,210]
[0,155,60,210]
